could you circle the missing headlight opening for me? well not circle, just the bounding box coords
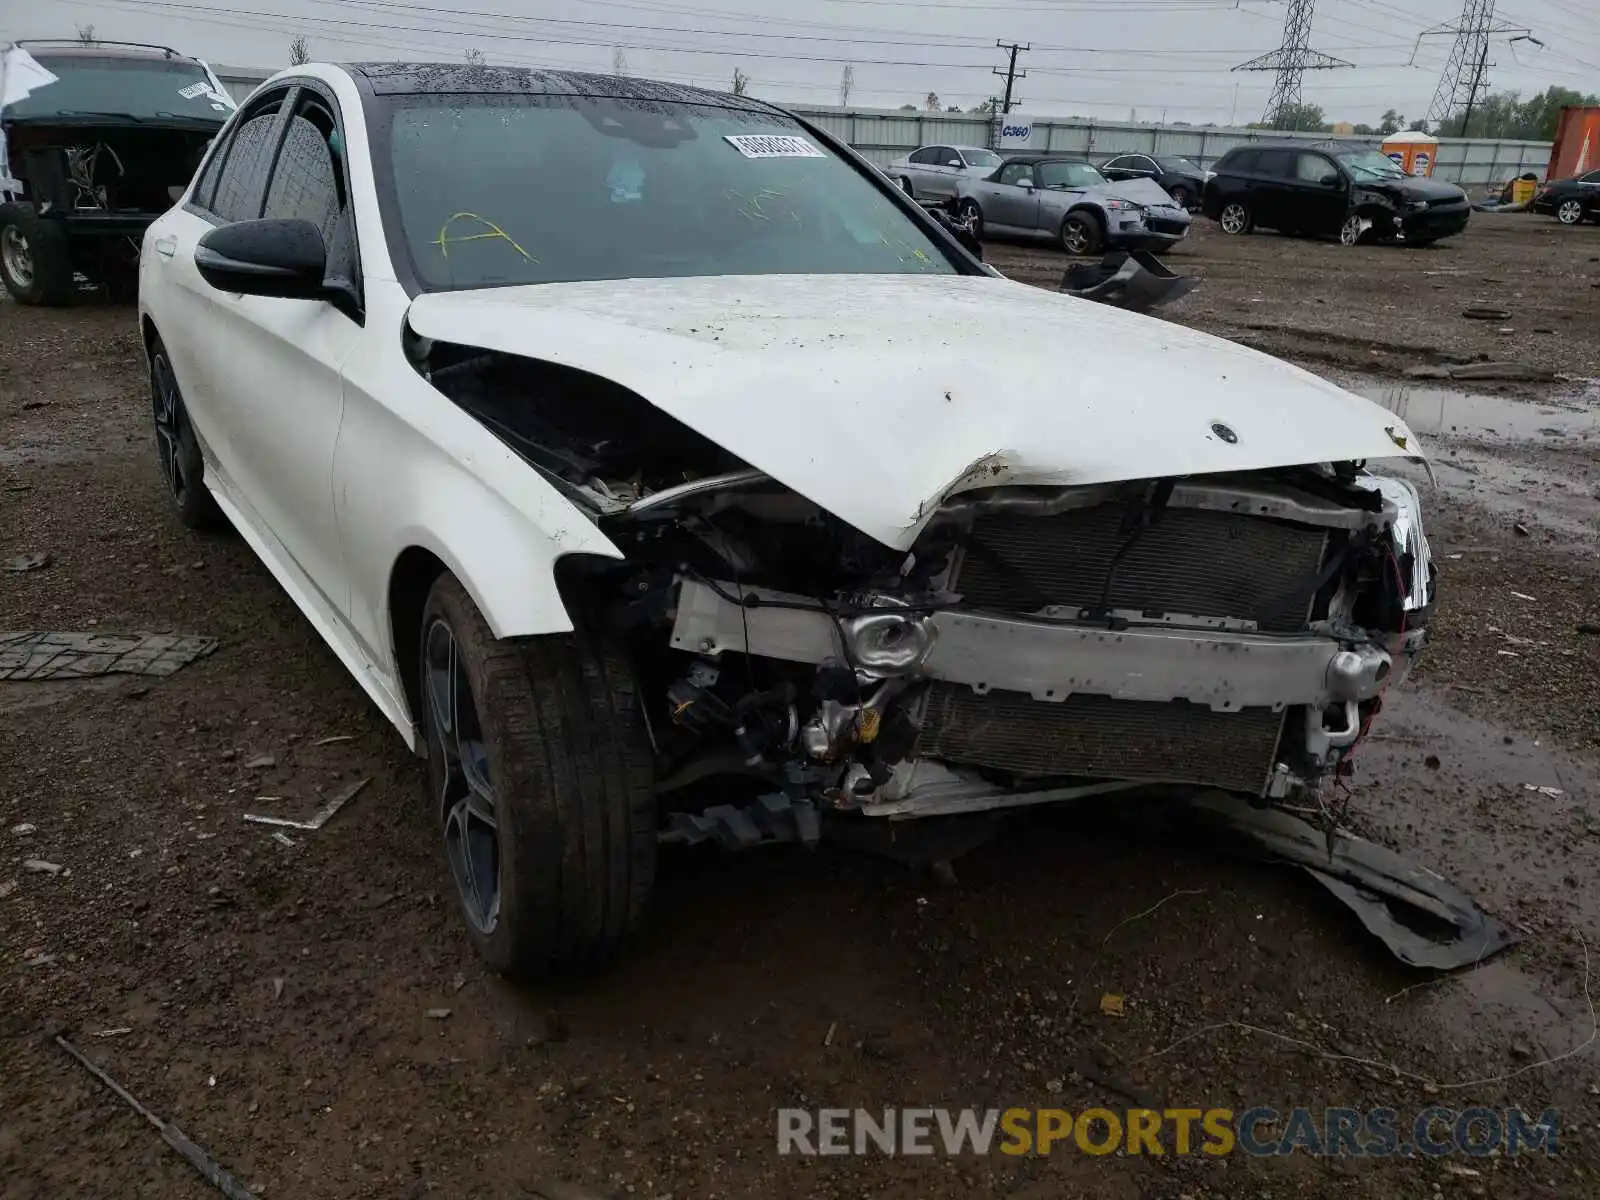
[412,339,1435,847]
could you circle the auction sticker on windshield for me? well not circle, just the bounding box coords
[724,134,825,159]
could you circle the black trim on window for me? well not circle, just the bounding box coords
[186,85,291,223]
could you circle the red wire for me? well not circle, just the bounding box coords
[1335,546,1409,785]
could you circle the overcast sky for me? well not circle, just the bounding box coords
[8,0,1597,124]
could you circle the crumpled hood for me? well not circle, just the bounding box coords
[1089,175,1184,209]
[407,273,1425,550]
[1370,174,1467,204]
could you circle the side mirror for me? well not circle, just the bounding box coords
[1320,173,1341,187]
[1018,178,1035,190]
[947,159,963,168]
[195,218,330,300]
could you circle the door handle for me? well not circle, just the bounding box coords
[153,237,177,259]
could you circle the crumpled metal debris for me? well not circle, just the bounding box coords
[0,632,218,681]
[1059,250,1200,313]
[1184,791,1516,971]
[3,553,51,573]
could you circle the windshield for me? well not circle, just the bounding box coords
[1336,149,1407,181]
[1035,160,1106,189]
[381,95,958,291]
[961,148,1001,169]
[4,54,230,122]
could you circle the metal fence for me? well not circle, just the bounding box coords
[800,107,1553,189]
[211,66,1552,189]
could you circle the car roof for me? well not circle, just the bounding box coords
[346,62,775,111]
[1005,154,1090,164]
[17,40,198,63]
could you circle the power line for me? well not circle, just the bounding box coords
[1233,0,1354,128]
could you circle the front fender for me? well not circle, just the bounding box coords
[336,296,623,672]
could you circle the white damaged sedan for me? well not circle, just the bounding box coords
[140,63,1434,977]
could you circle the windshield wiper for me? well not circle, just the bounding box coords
[55,109,148,122]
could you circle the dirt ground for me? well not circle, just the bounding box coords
[3,212,1600,1199]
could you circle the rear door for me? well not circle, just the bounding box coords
[143,85,291,475]
[1250,149,1296,230]
[922,145,962,199]
[1583,170,1600,216]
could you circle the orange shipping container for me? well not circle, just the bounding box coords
[1547,105,1600,181]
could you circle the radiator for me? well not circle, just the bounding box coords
[926,502,1321,793]
[951,505,1328,633]
[915,684,1285,795]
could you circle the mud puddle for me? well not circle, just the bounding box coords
[1348,687,1600,1061]
[1347,378,1600,541]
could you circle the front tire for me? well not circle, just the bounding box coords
[1061,211,1103,255]
[1168,184,1192,210]
[1557,199,1583,225]
[420,576,657,980]
[0,205,73,305]
[1218,201,1252,235]
[149,338,224,530]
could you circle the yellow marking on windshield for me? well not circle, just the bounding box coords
[431,212,535,262]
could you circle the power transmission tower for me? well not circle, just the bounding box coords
[994,42,1029,114]
[1413,2,1535,131]
[1231,0,1352,129]
[839,64,855,108]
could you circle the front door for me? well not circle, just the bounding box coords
[1289,152,1349,235]
[986,161,1042,231]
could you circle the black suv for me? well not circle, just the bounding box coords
[1,40,231,303]
[1201,141,1470,247]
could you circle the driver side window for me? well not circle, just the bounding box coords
[999,163,1033,187]
[1296,153,1334,183]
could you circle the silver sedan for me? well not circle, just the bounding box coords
[886,144,1004,200]
[953,156,1192,254]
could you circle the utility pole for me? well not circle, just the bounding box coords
[994,41,1029,114]
[1413,2,1535,131]
[1231,0,1352,129]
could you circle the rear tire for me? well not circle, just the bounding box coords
[0,205,73,306]
[149,337,225,531]
[1218,201,1252,235]
[1557,199,1583,225]
[1061,211,1103,255]
[958,198,984,240]
[420,575,657,980]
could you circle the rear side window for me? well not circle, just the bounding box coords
[212,109,283,222]
[189,133,229,211]
[1256,150,1294,178]
[1223,149,1258,173]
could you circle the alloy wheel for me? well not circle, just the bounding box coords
[1219,203,1248,234]
[150,352,191,506]
[425,617,501,935]
[1062,220,1090,254]
[1339,214,1365,246]
[1170,185,1191,209]
[959,200,984,239]
[1558,199,1583,225]
[1,224,34,289]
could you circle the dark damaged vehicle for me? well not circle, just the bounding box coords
[1203,141,1470,246]
[139,64,1437,978]
[1,40,233,302]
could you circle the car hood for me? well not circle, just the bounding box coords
[407,273,1425,550]
[1364,174,1466,203]
[1089,176,1183,208]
